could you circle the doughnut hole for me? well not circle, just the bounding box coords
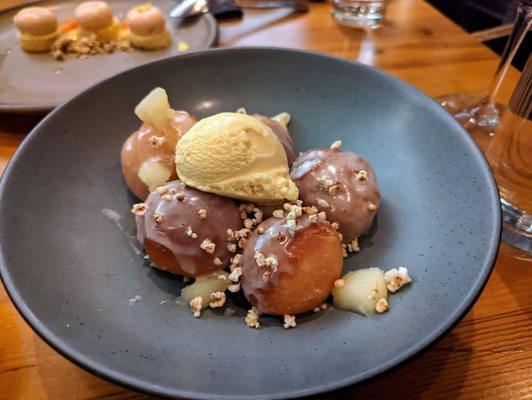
[137,180,242,277]
[242,220,343,315]
[290,148,381,243]
[120,111,196,200]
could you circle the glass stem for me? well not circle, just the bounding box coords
[486,2,532,104]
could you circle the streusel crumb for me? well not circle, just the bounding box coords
[153,213,164,224]
[229,267,242,282]
[245,307,261,329]
[283,314,296,329]
[346,239,360,253]
[131,203,148,216]
[148,135,165,148]
[330,140,342,151]
[198,209,208,219]
[155,186,167,195]
[384,267,411,292]
[320,176,334,188]
[209,291,226,308]
[356,170,368,182]
[328,184,339,196]
[189,296,203,318]
[375,298,389,313]
[272,209,284,218]
[200,239,215,254]
[185,226,198,239]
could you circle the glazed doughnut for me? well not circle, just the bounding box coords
[290,148,380,242]
[134,180,243,277]
[121,111,196,200]
[241,205,343,315]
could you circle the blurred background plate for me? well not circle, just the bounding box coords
[0,0,217,114]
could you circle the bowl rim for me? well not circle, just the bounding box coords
[0,46,502,399]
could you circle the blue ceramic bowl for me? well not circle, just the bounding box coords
[0,48,500,399]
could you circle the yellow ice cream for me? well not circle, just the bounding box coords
[175,112,298,203]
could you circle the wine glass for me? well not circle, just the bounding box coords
[436,0,532,150]
[485,53,531,253]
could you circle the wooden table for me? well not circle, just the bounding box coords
[1,1,530,399]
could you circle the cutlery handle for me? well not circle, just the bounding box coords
[221,0,308,11]
[210,0,244,18]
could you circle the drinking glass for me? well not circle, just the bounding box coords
[437,0,531,150]
[485,54,531,253]
[330,0,388,30]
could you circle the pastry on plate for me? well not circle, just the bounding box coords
[14,7,58,52]
[126,4,171,50]
[74,1,120,41]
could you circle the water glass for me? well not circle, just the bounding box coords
[330,0,388,29]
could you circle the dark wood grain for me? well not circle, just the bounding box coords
[1,0,530,399]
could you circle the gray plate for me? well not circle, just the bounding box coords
[0,0,217,113]
[0,48,500,399]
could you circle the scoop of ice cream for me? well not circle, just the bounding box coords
[14,7,58,36]
[75,1,114,31]
[126,4,166,36]
[175,112,298,203]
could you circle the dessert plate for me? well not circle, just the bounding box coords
[0,0,217,113]
[0,48,500,399]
